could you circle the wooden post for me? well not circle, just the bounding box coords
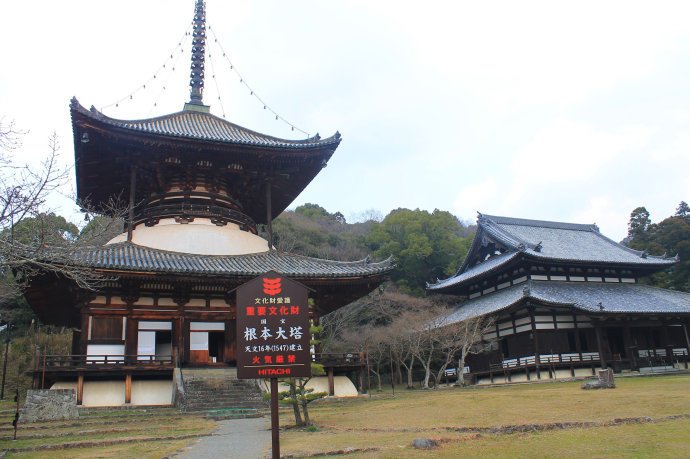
[270,378,280,459]
[181,319,190,365]
[623,321,637,370]
[661,321,673,366]
[328,368,335,396]
[529,307,541,379]
[77,374,84,405]
[1,338,9,399]
[80,313,89,357]
[125,373,132,404]
[174,317,184,367]
[125,318,137,364]
[266,181,273,250]
[224,319,235,364]
[594,323,607,369]
[127,165,137,242]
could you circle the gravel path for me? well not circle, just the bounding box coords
[174,417,272,459]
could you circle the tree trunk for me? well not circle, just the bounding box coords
[403,355,415,389]
[300,395,312,426]
[289,379,304,426]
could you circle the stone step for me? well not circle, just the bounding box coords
[179,368,266,413]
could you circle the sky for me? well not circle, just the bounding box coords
[1,0,689,241]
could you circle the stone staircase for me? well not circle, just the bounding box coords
[178,368,269,419]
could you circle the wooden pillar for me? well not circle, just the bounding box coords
[682,321,690,369]
[266,181,273,250]
[77,374,84,405]
[623,321,637,370]
[80,312,89,357]
[224,319,235,364]
[125,318,138,364]
[127,165,137,242]
[529,307,541,379]
[182,319,190,365]
[594,323,607,369]
[171,317,182,367]
[125,373,132,404]
[662,321,673,365]
[327,368,335,396]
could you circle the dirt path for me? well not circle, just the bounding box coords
[174,417,272,459]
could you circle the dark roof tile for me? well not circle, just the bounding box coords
[442,280,690,324]
[72,243,394,279]
[70,98,340,149]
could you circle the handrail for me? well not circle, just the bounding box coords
[40,354,174,367]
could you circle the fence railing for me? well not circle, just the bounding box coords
[37,354,174,369]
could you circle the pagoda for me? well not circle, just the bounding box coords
[428,214,690,384]
[24,0,392,407]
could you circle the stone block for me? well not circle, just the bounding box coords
[20,389,79,422]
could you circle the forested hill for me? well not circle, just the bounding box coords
[265,204,476,296]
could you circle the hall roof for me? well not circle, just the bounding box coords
[441,280,690,324]
[72,242,394,280]
[428,214,676,292]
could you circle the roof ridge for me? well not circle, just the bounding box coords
[480,214,597,232]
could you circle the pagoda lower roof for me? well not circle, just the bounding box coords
[441,280,690,325]
[71,242,394,280]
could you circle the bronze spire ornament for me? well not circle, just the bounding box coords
[188,0,206,105]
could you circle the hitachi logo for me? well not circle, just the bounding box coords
[257,368,291,376]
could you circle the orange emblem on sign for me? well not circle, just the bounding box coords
[263,277,282,296]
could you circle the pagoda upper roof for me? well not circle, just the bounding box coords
[70,98,342,223]
[70,98,340,149]
[72,242,393,280]
[440,280,690,325]
[428,213,676,292]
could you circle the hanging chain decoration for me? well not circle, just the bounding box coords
[207,24,311,137]
[148,38,190,116]
[207,50,226,118]
[101,22,193,113]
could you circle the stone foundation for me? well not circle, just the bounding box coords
[20,389,79,422]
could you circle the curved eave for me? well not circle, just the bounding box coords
[427,252,521,292]
[440,281,690,325]
[70,98,341,150]
[71,243,395,280]
[521,251,676,268]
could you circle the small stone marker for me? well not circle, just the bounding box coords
[581,368,615,390]
[412,438,439,449]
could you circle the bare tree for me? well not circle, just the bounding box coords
[0,124,126,300]
[433,315,495,387]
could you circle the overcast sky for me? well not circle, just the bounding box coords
[1,0,689,241]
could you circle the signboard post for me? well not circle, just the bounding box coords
[236,271,312,459]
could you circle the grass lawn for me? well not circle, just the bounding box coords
[279,374,690,458]
[0,374,688,458]
[0,406,216,458]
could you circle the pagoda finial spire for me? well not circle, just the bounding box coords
[188,0,206,105]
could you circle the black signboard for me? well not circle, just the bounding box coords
[236,271,312,379]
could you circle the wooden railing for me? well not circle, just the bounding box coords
[37,354,174,370]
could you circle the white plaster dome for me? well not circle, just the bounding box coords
[107,218,269,255]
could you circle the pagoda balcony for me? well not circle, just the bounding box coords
[135,202,257,231]
[33,353,174,380]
